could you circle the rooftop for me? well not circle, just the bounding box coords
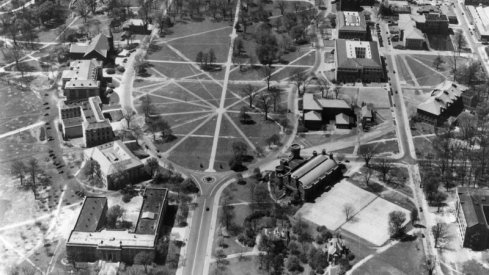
[335,113,351,124]
[291,154,338,189]
[82,97,112,130]
[62,59,102,90]
[468,6,489,36]
[135,188,169,235]
[458,187,489,228]
[338,11,366,31]
[304,111,322,121]
[335,39,382,69]
[73,197,107,232]
[303,94,351,111]
[69,33,111,59]
[417,81,467,116]
[84,140,144,176]
[68,229,156,248]
[399,14,425,40]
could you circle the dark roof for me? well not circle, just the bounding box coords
[73,197,107,232]
[335,39,382,70]
[425,13,448,21]
[69,33,110,59]
[338,11,367,31]
[458,187,489,228]
[135,188,169,235]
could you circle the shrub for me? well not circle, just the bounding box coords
[122,193,132,203]
[117,65,125,73]
[106,68,116,74]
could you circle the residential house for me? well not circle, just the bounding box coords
[122,19,153,35]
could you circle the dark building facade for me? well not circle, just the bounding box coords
[274,145,344,202]
[456,187,489,251]
[302,94,355,130]
[338,0,375,11]
[66,188,169,263]
[335,39,384,83]
[337,11,368,41]
[416,81,467,125]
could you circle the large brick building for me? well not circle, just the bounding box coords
[413,13,449,34]
[61,59,104,102]
[337,0,375,11]
[83,140,148,190]
[334,39,384,83]
[69,32,115,62]
[416,81,468,125]
[302,94,354,130]
[399,14,426,49]
[456,187,489,251]
[274,145,344,202]
[337,11,368,41]
[59,96,114,147]
[66,187,169,263]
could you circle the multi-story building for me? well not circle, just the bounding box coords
[465,0,489,5]
[59,96,114,147]
[456,187,489,251]
[467,5,489,42]
[337,11,368,41]
[62,59,104,102]
[66,187,169,263]
[337,0,375,11]
[334,39,384,83]
[274,145,344,202]
[69,32,115,62]
[414,13,449,34]
[302,94,354,130]
[416,81,468,125]
[83,140,148,190]
[399,14,426,49]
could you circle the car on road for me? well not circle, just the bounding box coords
[58,171,64,174]
[45,93,48,96]
[44,113,49,116]
[46,107,50,110]
[47,127,51,130]
[43,102,48,105]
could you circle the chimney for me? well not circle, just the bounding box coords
[312,150,318,157]
[290,144,301,159]
[322,149,327,155]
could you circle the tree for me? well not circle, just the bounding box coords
[141,93,153,119]
[10,160,26,186]
[266,134,281,146]
[106,205,125,228]
[374,158,393,182]
[221,194,234,229]
[422,255,437,275]
[388,211,406,238]
[276,0,287,15]
[232,141,248,158]
[433,55,444,71]
[364,166,373,186]
[432,222,449,248]
[290,69,310,95]
[133,251,154,273]
[256,35,279,67]
[146,157,160,177]
[286,255,303,272]
[123,108,136,128]
[433,191,447,212]
[359,146,377,168]
[27,158,40,198]
[159,120,174,142]
[75,0,90,23]
[453,30,466,57]
[262,66,274,91]
[3,44,25,78]
[241,84,256,108]
[343,203,355,222]
[208,48,216,66]
[257,93,272,120]
[196,51,204,66]
[216,249,227,267]
[235,38,245,56]
[83,159,103,187]
[410,208,419,225]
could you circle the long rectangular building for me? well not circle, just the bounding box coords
[335,39,384,83]
[467,5,489,42]
[66,187,169,263]
[456,187,489,251]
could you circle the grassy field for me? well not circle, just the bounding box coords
[427,34,454,51]
[0,86,42,135]
[210,256,267,275]
[395,55,415,86]
[405,56,446,87]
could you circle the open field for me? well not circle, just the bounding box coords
[0,86,42,135]
[404,56,446,87]
[298,181,410,246]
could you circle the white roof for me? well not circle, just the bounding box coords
[317,99,350,109]
[304,111,322,121]
[335,113,351,125]
[68,229,155,248]
[417,81,467,116]
[84,140,144,176]
[303,94,322,111]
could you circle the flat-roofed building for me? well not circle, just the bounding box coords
[66,187,169,263]
[334,39,384,83]
[274,146,344,202]
[416,81,468,125]
[467,5,489,42]
[337,0,375,11]
[337,11,368,40]
[62,59,103,102]
[84,140,148,190]
[456,187,489,251]
[59,96,114,147]
[414,13,449,34]
[399,14,425,49]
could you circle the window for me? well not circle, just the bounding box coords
[354,47,366,58]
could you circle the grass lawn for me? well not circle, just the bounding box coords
[352,239,425,275]
[395,55,415,85]
[167,136,213,170]
[405,56,446,87]
[150,62,200,79]
[427,34,454,51]
[146,43,187,62]
[413,136,436,159]
[360,140,399,155]
[227,113,282,145]
[163,19,232,42]
[210,256,267,275]
[0,86,42,135]
[380,190,416,211]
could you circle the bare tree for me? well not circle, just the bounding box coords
[276,0,287,15]
[123,108,136,128]
[359,146,377,168]
[290,69,310,95]
[241,84,256,108]
[317,78,330,98]
[141,93,153,120]
[433,55,444,71]
[432,222,449,248]
[27,158,40,199]
[453,30,466,57]
[374,158,393,182]
[256,93,272,120]
[267,87,281,112]
[75,0,90,22]
[343,203,355,221]
[10,160,26,186]
[364,166,373,186]
[262,66,273,90]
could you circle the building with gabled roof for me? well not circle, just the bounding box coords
[275,146,344,202]
[69,32,115,62]
[302,93,354,130]
[416,81,468,125]
[66,187,169,263]
[83,140,148,190]
[337,11,368,41]
[62,59,103,102]
[335,39,384,83]
[456,187,489,250]
[60,96,114,147]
